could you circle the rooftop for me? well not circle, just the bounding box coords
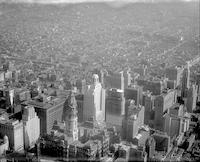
[22,96,65,109]
[0,117,21,126]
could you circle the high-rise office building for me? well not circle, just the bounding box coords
[105,88,125,130]
[196,73,200,102]
[125,85,143,106]
[137,78,165,96]
[22,105,40,149]
[142,91,155,126]
[154,89,177,131]
[83,74,105,124]
[182,62,190,98]
[22,96,66,135]
[122,100,144,141]
[104,70,131,90]
[186,84,198,112]
[165,66,183,87]
[75,94,84,123]
[0,118,24,151]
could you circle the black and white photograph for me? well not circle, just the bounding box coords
[0,0,199,161]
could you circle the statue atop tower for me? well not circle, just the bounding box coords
[93,74,100,86]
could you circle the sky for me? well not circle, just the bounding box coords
[0,0,197,3]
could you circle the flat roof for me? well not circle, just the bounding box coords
[22,97,65,110]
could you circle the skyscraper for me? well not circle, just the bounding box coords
[122,100,144,141]
[182,62,190,98]
[165,66,183,87]
[105,88,125,130]
[142,91,155,127]
[22,105,40,149]
[83,74,105,124]
[125,85,143,106]
[154,89,177,131]
[0,118,24,151]
[186,84,198,112]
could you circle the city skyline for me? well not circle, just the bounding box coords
[0,0,199,161]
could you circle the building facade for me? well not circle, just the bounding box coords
[22,105,40,149]
[83,74,105,124]
[122,100,144,141]
[105,88,125,130]
[0,118,24,151]
[22,96,65,135]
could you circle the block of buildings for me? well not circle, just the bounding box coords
[21,95,66,135]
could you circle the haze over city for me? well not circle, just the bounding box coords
[0,0,198,3]
[0,0,199,161]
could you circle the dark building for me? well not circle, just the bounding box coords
[76,140,101,161]
[182,63,190,98]
[145,136,156,159]
[75,94,84,123]
[21,96,66,135]
[134,65,147,77]
[91,130,110,157]
[106,88,125,130]
[137,78,165,96]
[154,89,176,131]
[40,134,68,158]
[129,146,147,162]
[104,70,131,91]
[165,66,183,87]
[125,85,143,106]
[152,132,171,153]
[143,91,155,127]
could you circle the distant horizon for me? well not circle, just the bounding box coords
[0,0,198,4]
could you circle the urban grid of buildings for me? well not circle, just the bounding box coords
[0,53,200,162]
[0,1,199,162]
